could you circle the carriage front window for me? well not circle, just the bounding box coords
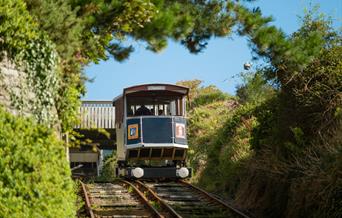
[127,97,185,117]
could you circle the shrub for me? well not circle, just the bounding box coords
[0,108,76,218]
[98,150,117,181]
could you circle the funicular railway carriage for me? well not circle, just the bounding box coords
[114,84,191,179]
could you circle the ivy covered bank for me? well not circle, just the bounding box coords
[0,1,76,217]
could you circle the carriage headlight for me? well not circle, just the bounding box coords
[177,167,189,178]
[131,167,144,178]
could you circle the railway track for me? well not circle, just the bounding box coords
[81,180,249,218]
[80,181,162,218]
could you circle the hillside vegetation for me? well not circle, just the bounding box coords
[183,13,341,218]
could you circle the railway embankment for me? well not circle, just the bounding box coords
[180,20,341,217]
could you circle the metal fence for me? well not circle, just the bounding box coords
[75,101,115,129]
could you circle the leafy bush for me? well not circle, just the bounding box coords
[98,150,117,181]
[0,108,76,217]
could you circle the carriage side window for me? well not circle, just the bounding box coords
[169,100,176,116]
[127,106,134,116]
[158,104,166,115]
[135,105,152,116]
[168,98,184,116]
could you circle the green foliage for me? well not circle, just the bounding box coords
[69,0,157,62]
[245,44,341,215]
[98,150,117,181]
[0,108,76,217]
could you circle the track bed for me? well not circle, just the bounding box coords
[81,181,249,218]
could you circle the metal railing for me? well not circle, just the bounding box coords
[75,100,115,129]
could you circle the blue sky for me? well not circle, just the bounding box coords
[83,0,341,100]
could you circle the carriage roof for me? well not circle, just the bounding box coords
[113,83,189,104]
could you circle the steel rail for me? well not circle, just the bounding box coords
[134,180,182,218]
[80,181,95,218]
[120,179,165,218]
[178,180,250,218]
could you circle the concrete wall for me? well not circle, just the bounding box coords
[0,54,60,130]
[69,152,99,163]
